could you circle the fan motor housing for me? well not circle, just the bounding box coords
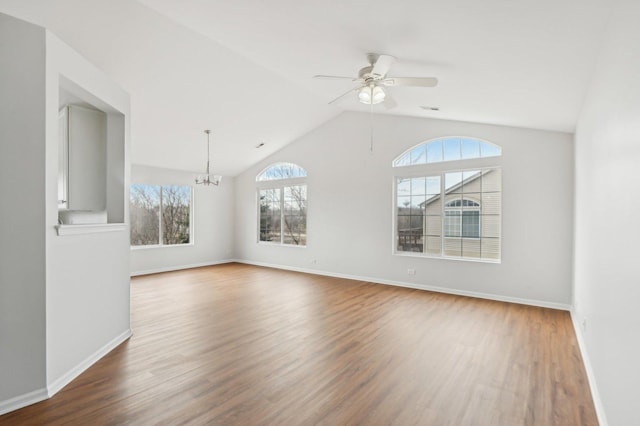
[358,65,376,81]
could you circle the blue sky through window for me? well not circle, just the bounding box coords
[393,137,501,167]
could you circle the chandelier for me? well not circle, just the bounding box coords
[195,130,222,186]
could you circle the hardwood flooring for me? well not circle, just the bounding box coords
[0,263,597,425]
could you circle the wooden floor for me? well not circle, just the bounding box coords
[1,263,597,425]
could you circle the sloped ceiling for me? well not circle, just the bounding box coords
[0,0,613,176]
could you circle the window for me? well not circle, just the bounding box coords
[130,184,192,247]
[393,137,501,261]
[257,162,307,181]
[257,163,307,246]
[393,136,501,167]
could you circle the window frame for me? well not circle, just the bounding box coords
[392,138,502,263]
[129,183,194,249]
[256,165,307,247]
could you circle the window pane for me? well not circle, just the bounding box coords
[481,238,501,259]
[424,196,441,214]
[285,185,306,215]
[397,215,410,236]
[481,215,501,238]
[283,185,307,246]
[257,162,307,181]
[399,234,423,252]
[259,189,280,242]
[426,176,441,195]
[461,138,480,159]
[411,195,426,210]
[426,140,443,163]
[161,185,191,245]
[425,215,441,236]
[444,211,461,237]
[410,144,427,165]
[397,178,411,197]
[283,215,304,245]
[397,195,411,212]
[410,215,423,230]
[445,171,463,193]
[463,239,481,258]
[130,184,160,246]
[443,138,461,162]
[482,192,501,215]
[444,238,462,257]
[482,168,502,192]
[461,211,480,238]
[394,151,411,167]
[480,142,501,158]
[426,236,442,255]
[461,170,482,194]
[411,177,426,196]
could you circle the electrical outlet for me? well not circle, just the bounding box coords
[407,268,416,275]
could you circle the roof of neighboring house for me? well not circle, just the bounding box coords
[419,169,489,208]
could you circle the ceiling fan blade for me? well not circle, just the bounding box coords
[382,93,398,110]
[313,75,356,80]
[328,86,361,105]
[371,54,395,77]
[382,77,438,87]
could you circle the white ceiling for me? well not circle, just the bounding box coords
[1,0,613,176]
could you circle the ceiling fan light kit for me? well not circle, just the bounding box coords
[358,85,386,105]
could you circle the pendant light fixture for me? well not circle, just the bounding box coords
[195,129,222,186]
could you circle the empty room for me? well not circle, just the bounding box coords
[0,0,638,424]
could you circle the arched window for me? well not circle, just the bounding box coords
[394,138,501,261]
[257,163,307,246]
[256,162,307,181]
[393,137,501,167]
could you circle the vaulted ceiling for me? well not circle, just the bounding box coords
[1,0,613,176]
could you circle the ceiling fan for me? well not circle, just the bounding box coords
[313,53,438,108]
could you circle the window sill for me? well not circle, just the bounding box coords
[393,251,501,264]
[56,223,126,236]
[258,241,307,248]
[131,243,194,250]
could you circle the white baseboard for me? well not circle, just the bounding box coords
[130,259,234,277]
[0,387,48,416]
[47,328,132,397]
[233,259,571,311]
[0,330,132,416]
[570,309,608,426]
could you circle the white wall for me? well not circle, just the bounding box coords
[573,1,640,424]
[130,165,235,276]
[44,30,132,391]
[235,112,574,307]
[0,13,47,406]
